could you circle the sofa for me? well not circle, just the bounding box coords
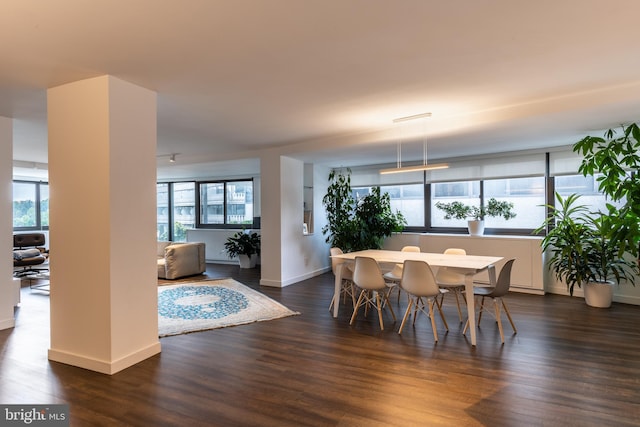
[157,241,206,280]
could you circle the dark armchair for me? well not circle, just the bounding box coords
[13,233,48,277]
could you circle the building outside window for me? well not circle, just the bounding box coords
[199,180,254,227]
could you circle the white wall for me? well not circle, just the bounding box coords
[0,116,14,330]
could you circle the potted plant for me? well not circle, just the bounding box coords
[435,198,516,235]
[573,123,640,262]
[322,169,406,252]
[534,193,638,307]
[224,230,261,268]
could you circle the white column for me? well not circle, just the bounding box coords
[47,75,160,374]
[0,116,14,330]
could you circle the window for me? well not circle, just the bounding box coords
[198,180,254,227]
[484,177,545,229]
[555,173,625,213]
[353,184,425,227]
[173,182,195,241]
[157,183,169,240]
[13,181,48,230]
[431,181,480,228]
[431,178,545,231]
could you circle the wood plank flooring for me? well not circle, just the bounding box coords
[1,265,640,426]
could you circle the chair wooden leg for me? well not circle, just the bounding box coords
[350,291,366,325]
[453,290,463,322]
[398,299,414,334]
[384,292,397,322]
[413,297,423,325]
[433,297,449,331]
[478,296,486,324]
[463,318,469,335]
[376,293,384,330]
[494,298,505,344]
[502,299,517,333]
[428,298,438,342]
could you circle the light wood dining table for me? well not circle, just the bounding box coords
[330,249,503,346]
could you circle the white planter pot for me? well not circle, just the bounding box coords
[238,254,258,269]
[467,220,485,236]
[584,281,614,308]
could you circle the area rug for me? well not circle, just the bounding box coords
[158,279,300,337]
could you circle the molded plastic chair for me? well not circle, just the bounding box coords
[350,256,396,330]
[329,247,356,311]
[463,259,517,343]
[383,245,420,301]
[398,260,449,342]
[436,248,467,322]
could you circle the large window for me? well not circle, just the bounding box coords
[173,182,195,241]
[431,181,480,228]
[484,176,545,229]
[198,180,254,227]
[555,173,625,212]
[13,181,49,230]
[156,182,195,242]
[353,184,425,227]
[157,183,170,240]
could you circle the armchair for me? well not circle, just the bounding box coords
[13,233,48,277]
[157,241,206,280]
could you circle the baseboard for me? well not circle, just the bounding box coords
[48,341,162,375]
[260,266,331,288]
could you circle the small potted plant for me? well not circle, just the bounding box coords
[224,230,261,268]
[435,198,516,235]
[534,193,638,307]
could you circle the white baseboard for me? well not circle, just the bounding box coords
[48,341,161,375]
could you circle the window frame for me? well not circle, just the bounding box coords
[195,179,256,229]
[12,180,49,231]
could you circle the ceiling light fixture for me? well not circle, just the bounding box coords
[380,112,449,175]
[169,154,176,163]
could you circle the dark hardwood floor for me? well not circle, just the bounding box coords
[1,265,640,426]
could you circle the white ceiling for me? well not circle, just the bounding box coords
[4,1,640,180]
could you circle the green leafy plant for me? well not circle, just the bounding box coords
[435,198,516,221]
[573,122,640,259]
[321,169,406,252]
[534,193,638,296]
[224,230,261,258]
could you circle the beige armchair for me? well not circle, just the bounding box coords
[157,241,206,280]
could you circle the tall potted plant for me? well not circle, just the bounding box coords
[535,193,638,307]
[573,122,640,261]
[322,169,406,252]
[224,230,261,268]
[435,198,516,235]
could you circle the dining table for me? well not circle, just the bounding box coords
[330,249,503,346]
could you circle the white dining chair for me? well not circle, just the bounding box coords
[350,256,396,330]
[436,248,467,322]
[383,245,420,301]
[398,260,449,342]
[463,258,517,343]
[329,247,356,311]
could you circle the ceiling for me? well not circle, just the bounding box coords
[4,1,640,180]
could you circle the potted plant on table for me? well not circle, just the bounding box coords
[534,193,638,307]
[435,198,516,235]
[224,230,261,268]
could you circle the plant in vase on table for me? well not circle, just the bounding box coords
[224,230,261,268]
[435,198,516,235]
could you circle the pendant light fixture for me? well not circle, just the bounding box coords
[380,112,448,174]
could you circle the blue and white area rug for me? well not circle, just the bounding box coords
[158,279,300,337]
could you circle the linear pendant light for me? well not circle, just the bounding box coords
[380,112,449,175]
